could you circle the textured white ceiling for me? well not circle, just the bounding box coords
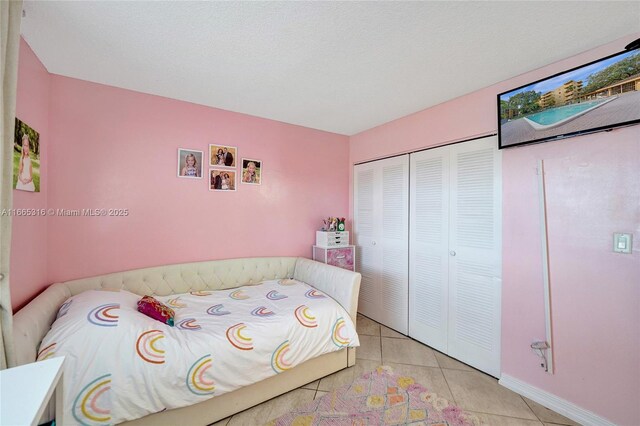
[21,1,640,135]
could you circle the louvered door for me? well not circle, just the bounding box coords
[378,156,409,333]
[354,162,380,320]
[447,136,501,377]
[409,148,450,352]
[354,156,409,333]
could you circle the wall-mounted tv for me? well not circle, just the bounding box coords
[498,47,640,149]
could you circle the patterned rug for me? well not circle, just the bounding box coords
[268,365,480,425]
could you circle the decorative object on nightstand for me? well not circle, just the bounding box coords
[0,356,65,426]
[322,217,337,231]
[314,224,355,271]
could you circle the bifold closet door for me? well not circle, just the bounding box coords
[409,147,450,353]
[354,155,409,334]
[408,135,501,377]
[448,136,502,377]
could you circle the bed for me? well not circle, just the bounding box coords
[13,257,361,425]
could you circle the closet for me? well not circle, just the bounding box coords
[354,135,501,377]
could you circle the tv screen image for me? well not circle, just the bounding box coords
[498,48,640,149]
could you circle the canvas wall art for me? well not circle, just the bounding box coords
[209,144,237,167]
[210,169,236,191]
[241,158,262,185]
[14,118,41,192]
[177,148,203,179]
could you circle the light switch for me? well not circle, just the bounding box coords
[613,233,632,254]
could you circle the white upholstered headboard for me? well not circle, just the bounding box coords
[13,257,360,366]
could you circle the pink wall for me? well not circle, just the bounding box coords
[350,33,640,425]
[11,39,50,309]
[13,39,349,308]
[45,76,349,284]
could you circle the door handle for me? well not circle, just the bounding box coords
[449,250,456,256]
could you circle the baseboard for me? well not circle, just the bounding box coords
[499,374,616,426]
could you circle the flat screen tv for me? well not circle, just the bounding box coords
[498,47,640,149]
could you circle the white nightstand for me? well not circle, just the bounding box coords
[0,356,65,426]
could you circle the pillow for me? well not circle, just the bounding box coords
[137,295,175,327]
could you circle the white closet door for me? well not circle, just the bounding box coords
[409,147,450,352]
[354,162,380,321]
[354,156,409,333]
[448,135,502,377]
[378,156,409,334]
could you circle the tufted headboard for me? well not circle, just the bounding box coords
[13,257,360,366]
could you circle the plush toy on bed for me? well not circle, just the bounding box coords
[137,295,175,326]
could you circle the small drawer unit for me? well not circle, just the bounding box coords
[313,245,356,272]
[316,231,350,248]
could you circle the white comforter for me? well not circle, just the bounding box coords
[37,279,359,425]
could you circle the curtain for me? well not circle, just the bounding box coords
[0,0,22,369]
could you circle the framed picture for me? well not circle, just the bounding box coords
[209,168,237,191]
[209,144,237,168]
[177,148,203,179]
[13,118,41,192]
[241,158,262,185]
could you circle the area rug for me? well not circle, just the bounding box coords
[268,365,480,425]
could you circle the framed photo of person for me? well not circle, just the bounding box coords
[209,169,237,191]
[209,144,237,168]
[241,158,262,185]
[177,148,204,179]
[13,118,41,192]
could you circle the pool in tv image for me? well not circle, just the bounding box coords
[499,49,640,148]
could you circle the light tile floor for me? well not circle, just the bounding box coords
[212,314,579,426]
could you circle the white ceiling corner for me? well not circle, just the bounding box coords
[20,1,640,135]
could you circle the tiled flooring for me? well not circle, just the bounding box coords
[213,314,579,426]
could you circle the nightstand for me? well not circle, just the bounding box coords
[0,356,65,426]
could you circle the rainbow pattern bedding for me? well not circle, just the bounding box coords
[37,279,359,425]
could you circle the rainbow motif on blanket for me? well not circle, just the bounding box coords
[229,289,249,300]
[271,340,293,373]
[207,304,231,316]
[331,317,350,347]
[251,306,275,317]
[176,318,201,330]
[266,290,288,300]
[136,330,165,364]
[72,374,112,425]
[186,355,215,396]
[278,279,298,286]
[189,290,212,296]
[37,343,56,361]
[305,289,326,299]
[87,303,120,327]
[167,297,187,308]
[56,299,73,319]
[226,323,253,350]
[294,305,318,328]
